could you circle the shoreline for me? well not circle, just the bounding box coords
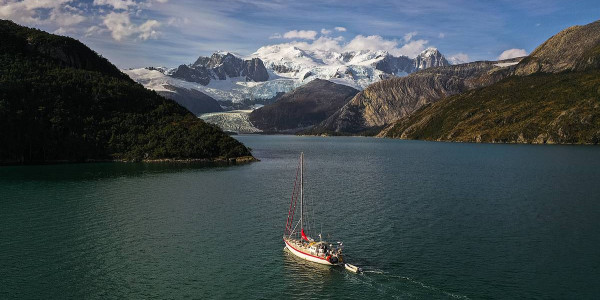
[0,155,259,167]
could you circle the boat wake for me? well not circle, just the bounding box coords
[339,264,470,299]
[362,269,385,274]
[284,247,469,299]
[389,275,471,299]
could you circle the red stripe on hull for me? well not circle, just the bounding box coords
[283,238,332,263]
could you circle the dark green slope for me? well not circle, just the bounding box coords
[0,20,251,164]
[383,71,600,144]
[383,20,600,144]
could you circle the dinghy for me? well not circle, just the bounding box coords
[344,263,362,273]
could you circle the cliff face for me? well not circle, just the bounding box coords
[312,59,519,134]
[382,20,600,144]
[242,58,269,82]
[414,48,450,70]
[373,48,450,75]
[172,52,269,85]
[249,79,358,132]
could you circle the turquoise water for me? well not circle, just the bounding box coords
[1,135,600,299]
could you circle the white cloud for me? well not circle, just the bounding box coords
[396,39,429,57]
[343,34,428,57]
[282,30,317,40]
[345,35,397,53]
[448,52,469,64]
[271,34,428,58]
[50,9,87,27]
[266,36,344,53]
[0,0,85,26]
[93,0,137,10]
[404,31,417,42]
[85,25,108,37]
[310,36,344,52]
[320,28,331,35]
[166,16,190,26]
[54,27,75,35]
[498,48,527,60]
[334,26,346,32]
[103,11,160,41]
[269,33,282,39]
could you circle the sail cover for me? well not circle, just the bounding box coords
[301,228,310,241]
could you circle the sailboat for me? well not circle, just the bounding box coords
[283,152,344,265]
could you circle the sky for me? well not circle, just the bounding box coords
[1,0,599,68]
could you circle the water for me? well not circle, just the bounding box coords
[1,135,600,299]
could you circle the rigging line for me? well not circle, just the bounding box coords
[289,177,299,235]
[290,218,301,237]
[286,159,301,235]
[300,152,303,233]
[311,160,316,237]
[312,162,316,235]
[287,188,297,235]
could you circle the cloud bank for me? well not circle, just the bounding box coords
[265,32,430,58]
[498,48,527,60]
[103,11,160,41]
[448,52,470,64]
[282,30,317,40]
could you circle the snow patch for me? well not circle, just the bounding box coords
[493,62,519,67]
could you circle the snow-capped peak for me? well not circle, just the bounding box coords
[414,47,449,70]
[418,47,441,57]
[214,50,243,57]
[127,44,450,107]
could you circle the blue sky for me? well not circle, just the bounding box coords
[1,0,599,67]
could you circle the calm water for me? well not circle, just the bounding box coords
[1,136,600,299]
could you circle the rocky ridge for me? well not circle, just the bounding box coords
[515,20,600,75]
[309,58,521,134]
[171,52,269,85]
[382,19,600,144]
[126,47,450,110]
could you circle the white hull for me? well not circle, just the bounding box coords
[284,239,335,266]
[345,263,361,273]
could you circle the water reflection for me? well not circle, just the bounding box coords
[0,161,249,182]
[282,247,341,297]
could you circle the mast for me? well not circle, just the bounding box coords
[300,152,303,233]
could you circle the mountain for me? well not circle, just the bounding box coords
[124,64,300,106]
[249,79,359,132]
[372,49,448,75]
[307,58,520,135]
[514,20,600,75]
[125,47,449,109]
[381,71,600,143]
[414,48,449,70]
[156,85,223,115]
[382,20,600,144]
[171,52,269,84]
[253,45,450,89]
[0,20,252,164]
